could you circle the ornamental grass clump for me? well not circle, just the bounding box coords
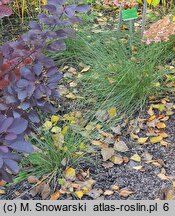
[0,0,90,182]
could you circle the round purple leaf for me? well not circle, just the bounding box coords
[7,118,28,134]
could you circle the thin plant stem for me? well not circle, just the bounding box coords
[117,5,123,32]
[21,0,25,23]
[141,0,147,37]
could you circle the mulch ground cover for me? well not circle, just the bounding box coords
[1,8,175,201]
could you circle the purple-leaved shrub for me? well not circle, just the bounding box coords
[0,0,90,182]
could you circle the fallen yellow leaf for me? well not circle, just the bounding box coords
[66,93,77,100]
[114,141,129,152]
[81,186,90,194]
[51,126,61,133]
[152,104,166,112]
[130,154,141,162]
[79,142,87,151]
[58,178,66,185]
[51,115,60,124]
[137,137,148,144]
[110,155,123,165]
[166,111,174,116]
[69,81,77,87]
[77,74,83,78]
[108,107,117,118]
[108,77,115,84]
[43,121,52,130]
[75,190,84,199]
[130,133,139,139]
[61,126,68,135]
[148,115,156,122]
[64,167,76,180]
[150,136,163,144]
[81,65,91,73]
[96,124,102,129]
[52,133,64,149]
[85,124,95,131]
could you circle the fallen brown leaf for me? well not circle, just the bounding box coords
[68,67,77,74]
[66,93,77,100]
[0,180,6,187]
[102,161,114,169]
[101,148,114,161]
[88,188,103,199]
[157,173,169,180]
[99,131,113,138]
[27,176,39,184]
[41,183,51,199]
[114,141,129,152]
[160,186,175,200]
[147,106,154,116]
[34,182,51,199]
[103,190,114,196]
[110,185,120,191]
[123,156,129,163]
[50,191,61,200]
[142,151,153,161]
[0,189,5,194]
[133,165,144,171]
[81,65,91,73]
[110,155,123,165]
[119,189,134,197]
[157,131,168,138]
[91,140,105,147]
[156,122,166,129]
[111,125,121,135]
[147,118,160,128]
[160,140,169,147]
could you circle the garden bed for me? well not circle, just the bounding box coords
[1,0,175,201]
